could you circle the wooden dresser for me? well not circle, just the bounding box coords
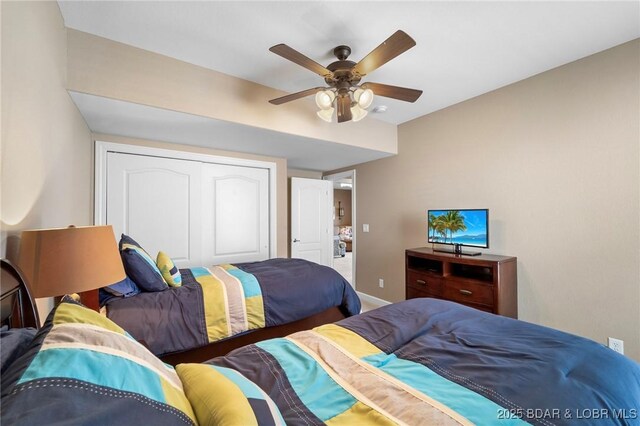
[405,247,517,318]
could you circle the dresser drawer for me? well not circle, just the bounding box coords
[406,271,443,296]
[406,286,441,300]
[443,279,494,307]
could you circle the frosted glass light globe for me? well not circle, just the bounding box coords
[317,107,334,122]
[315,90,335,110]
[354,88,374,109]
[350,104,368,122]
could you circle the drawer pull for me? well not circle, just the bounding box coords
[459,289,473,296]
[416,279,427,285]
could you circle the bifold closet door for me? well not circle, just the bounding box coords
[201,163,269,265]
[106,153,202,266]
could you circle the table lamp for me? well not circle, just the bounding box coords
[17,225,125,311]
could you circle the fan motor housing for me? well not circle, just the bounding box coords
[324,45,361,86]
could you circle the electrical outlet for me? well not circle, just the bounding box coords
[608,337,624,355]
[378,278,384,288]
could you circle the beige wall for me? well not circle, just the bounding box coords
[1,1,93,316]
[346,40,640,360]
[93,134,289,258]
[67,29,398,155]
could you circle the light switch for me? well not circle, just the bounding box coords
[363,224,369,233]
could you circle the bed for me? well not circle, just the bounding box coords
[104,257,361,364]
[2,262,639,425]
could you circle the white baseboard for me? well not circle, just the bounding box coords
[357,291,392,308]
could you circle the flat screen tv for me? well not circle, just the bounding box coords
[427,209,489,255]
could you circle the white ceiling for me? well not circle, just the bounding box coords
[70,91,392,171]
[58,1,639,125]
[59,1,639,171]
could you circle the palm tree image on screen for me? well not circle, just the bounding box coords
[429,211,467,244]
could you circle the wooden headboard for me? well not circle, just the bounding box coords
[1,259,40,329]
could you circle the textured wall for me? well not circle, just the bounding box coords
[1,1,93,317]
[345,40,640,360]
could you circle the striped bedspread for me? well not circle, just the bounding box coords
[190,265,265,341]
[105,258,360,356]
[209,298,640,426]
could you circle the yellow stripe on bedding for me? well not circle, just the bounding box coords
[198,270,231,342]
[313,324,383,359]
[326,401,397,426]
[176,364,258,426]
[160,376,197,424]
[245,296,265,329]
[54,303,126,335]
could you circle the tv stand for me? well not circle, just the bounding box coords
[406,247,517,318]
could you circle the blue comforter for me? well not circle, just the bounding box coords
[211,298,640,425]
[105,258,360,356]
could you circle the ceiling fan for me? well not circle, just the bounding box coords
[268,30,423,123]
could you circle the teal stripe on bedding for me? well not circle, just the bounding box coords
[363,353,525,425]
[226,268,262,298]
[257,339,356,421]
[19,348,166,404]
[190,267,210,278]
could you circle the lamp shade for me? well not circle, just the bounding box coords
[17,225,125,298]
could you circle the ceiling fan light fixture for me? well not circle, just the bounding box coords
[350,104,368,122]
[268,31,422,124]
[317,107,334,123]
[315,90,335,110]
[354,88,374,109]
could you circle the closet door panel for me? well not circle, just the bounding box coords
[106,153,201,266]
[202,164,269,265]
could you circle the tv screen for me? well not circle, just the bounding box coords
[427,209,489,248]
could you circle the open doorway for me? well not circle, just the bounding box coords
[324,170,355,289]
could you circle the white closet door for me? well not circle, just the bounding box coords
[201,163,269,265]
[106,153,201,266]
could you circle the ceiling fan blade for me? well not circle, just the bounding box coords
[337,95,352,123]
[353,30,416,76]
[362,82,423,103]
[269,44,333,78]
[268,87,325,105]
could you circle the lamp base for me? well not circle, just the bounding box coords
[77,289,100,312]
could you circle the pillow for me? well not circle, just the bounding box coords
[176,363,284,426]
[156,251,182,287]
[0,297,196,425]
[102,276,141,297]
[119,234,168,292]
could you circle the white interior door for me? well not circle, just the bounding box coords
[291,178,333,266]
[201,163,269,265]
[106,152,201,266]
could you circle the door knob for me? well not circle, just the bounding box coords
[293,239,300,242]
